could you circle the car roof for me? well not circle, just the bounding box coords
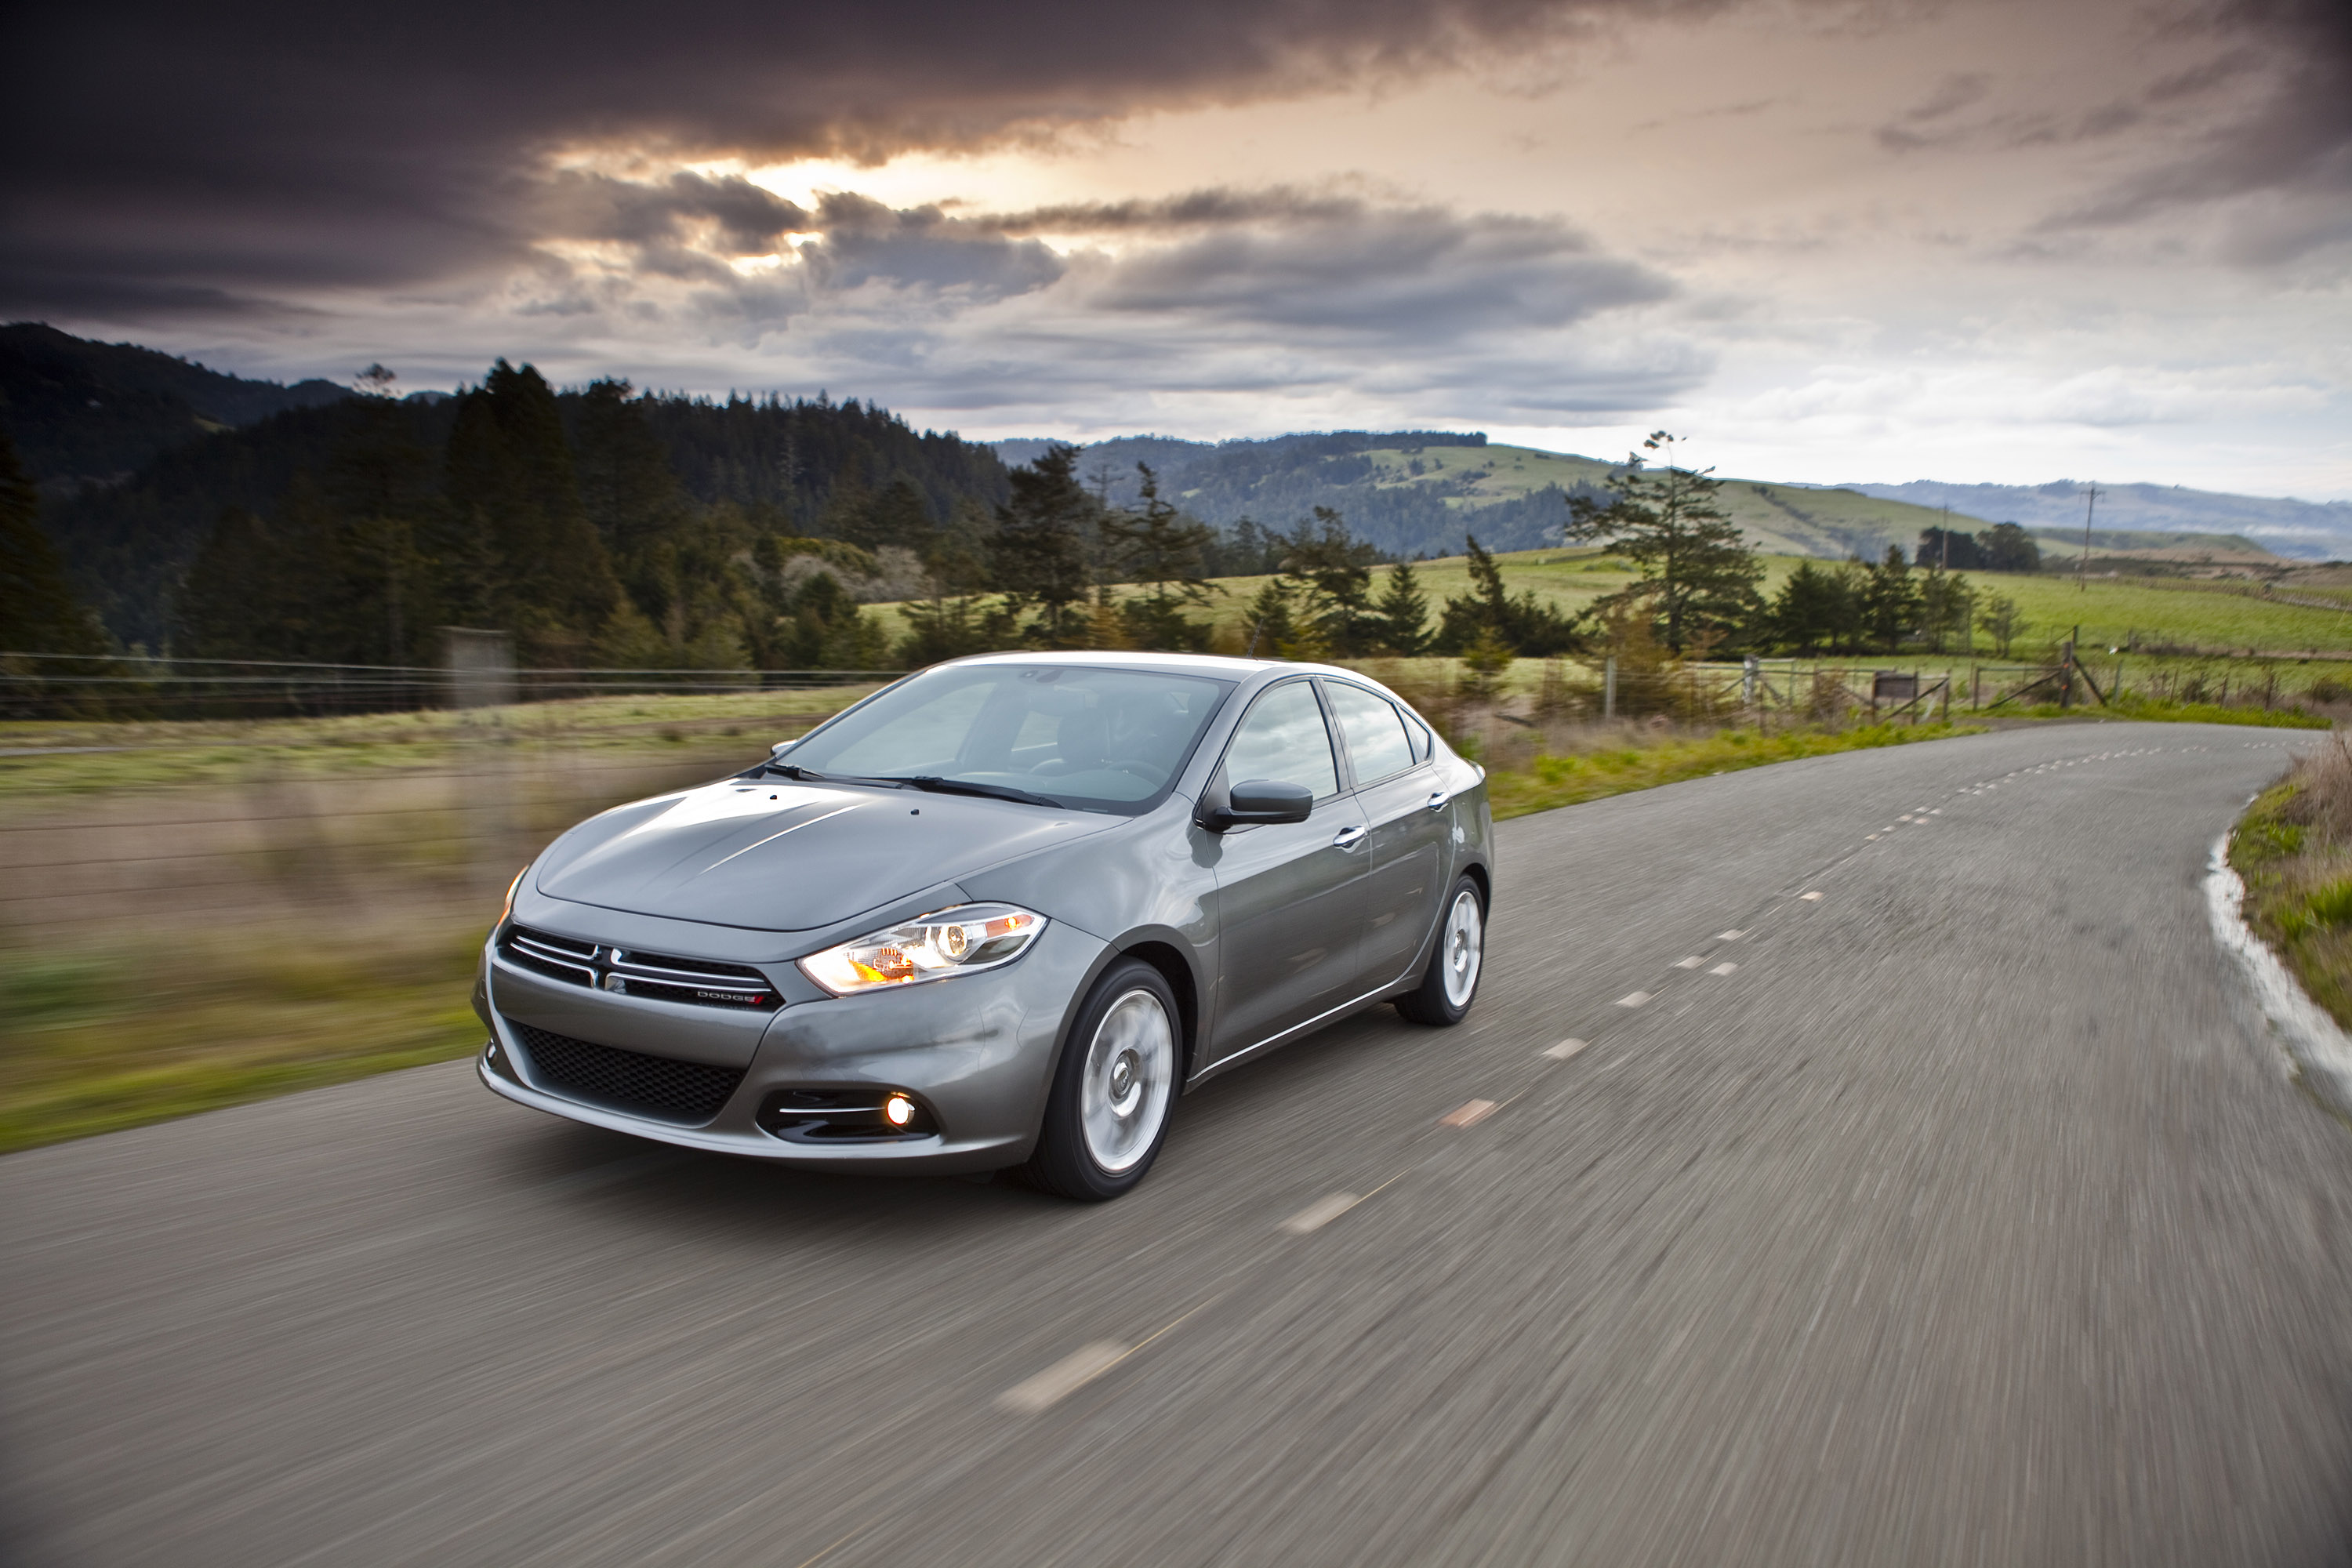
[938,649,1290,680]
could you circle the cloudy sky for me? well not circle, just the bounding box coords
[4,0,2347,495]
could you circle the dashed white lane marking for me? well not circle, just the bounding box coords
[1279,1192,1363,1234]
[1800,891,1824,902]
[1544,1038,1588,1060]
[1709,962,1739,977]
[1617,991,1653,1008]
[1441,1099,1498,1127]
[1718,929,1745,941]
[998,1342,1128,1414]
[1674,956,1705,969]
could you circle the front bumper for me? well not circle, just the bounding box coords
[476,918,1107,1174]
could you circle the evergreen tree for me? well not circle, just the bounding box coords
[989,444,1094,647]
[1371,560,1430,655]
[323,401,435,663]
[836,477,933,555]
[1861,545,1921,652]
[441,360,619,644]
[1105,464,1218,652]
[1432,535,1580,656]
[1917,562,1973,654]
[1240,577,1298,658]
[898,497,1011,666]
[1566,431,1762,653]
[1276,507,1381,656]
[1765,561,1852,655]
[0,426,108,658]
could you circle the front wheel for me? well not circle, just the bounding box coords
[1026,958,1180,1200]
[1395,877,1485,1026]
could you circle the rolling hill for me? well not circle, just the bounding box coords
[1838,478,2347,561]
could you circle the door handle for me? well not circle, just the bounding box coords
[1426,789,1450,812]
[1331,824,1368,850]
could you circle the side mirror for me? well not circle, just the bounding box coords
[1202,778,1313,831]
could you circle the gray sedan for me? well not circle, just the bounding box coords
[475,652,1493,1199]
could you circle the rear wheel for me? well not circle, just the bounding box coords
[1026,958,1180,1200]
[1396,877,1484,1026]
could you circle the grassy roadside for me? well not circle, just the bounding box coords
[1,923,492,1155]
[1484,721,1979,820]
[2230,735,2352,1033]
[0,685,882,804]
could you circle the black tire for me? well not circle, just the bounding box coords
[1025,958,1181,1201]
[1395,875,1486,1026]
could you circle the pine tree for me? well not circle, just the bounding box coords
[990,445,1094,647]
[1432,535,1579,656]
[1566,432,1762,653]
[1766,561,1856,655]
[1371,560,1430,655]
[1105,464,1218,652]
[442,360,619,645]
[1240,578,1298,658]
[1276,507,1380,656]
[1862,545,1921,652]
[0,426,108,658]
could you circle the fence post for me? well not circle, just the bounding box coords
[443,627,516,710]
[1603,655,1617,720]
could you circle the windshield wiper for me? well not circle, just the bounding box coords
[761,761,836,782]
[892,775,1061,808]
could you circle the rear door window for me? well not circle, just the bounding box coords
[1323,682,1416,785]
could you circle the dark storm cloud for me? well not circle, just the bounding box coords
[797,195,1067,296]
[976,187,1379,234]
[1080,201,1671,337]
[2045,11,2352,258]
[2052,1,2350,257]
[0,0,1733,319]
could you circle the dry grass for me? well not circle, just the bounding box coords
[2231,734,2352,1029]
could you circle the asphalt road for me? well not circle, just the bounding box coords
[9,720,2352,1567]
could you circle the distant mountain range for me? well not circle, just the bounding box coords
[999,434,2339,562]
[1832,479,2352,562]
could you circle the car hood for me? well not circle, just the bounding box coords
[533,779,1117,932]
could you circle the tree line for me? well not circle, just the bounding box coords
[6,376,2062,682]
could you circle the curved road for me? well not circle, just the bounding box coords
[9,721,2352,1566]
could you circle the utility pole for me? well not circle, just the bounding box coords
[2076,482,2102,593]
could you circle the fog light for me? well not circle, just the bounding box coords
[884,1094,915,1127]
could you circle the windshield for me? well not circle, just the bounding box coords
[778,664,1234,814]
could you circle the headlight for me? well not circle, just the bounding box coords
[499,866,528,927]
[797,903,1047,996]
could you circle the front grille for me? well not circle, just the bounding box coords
[507,1020,746,1124]
[501,924,778,1010]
